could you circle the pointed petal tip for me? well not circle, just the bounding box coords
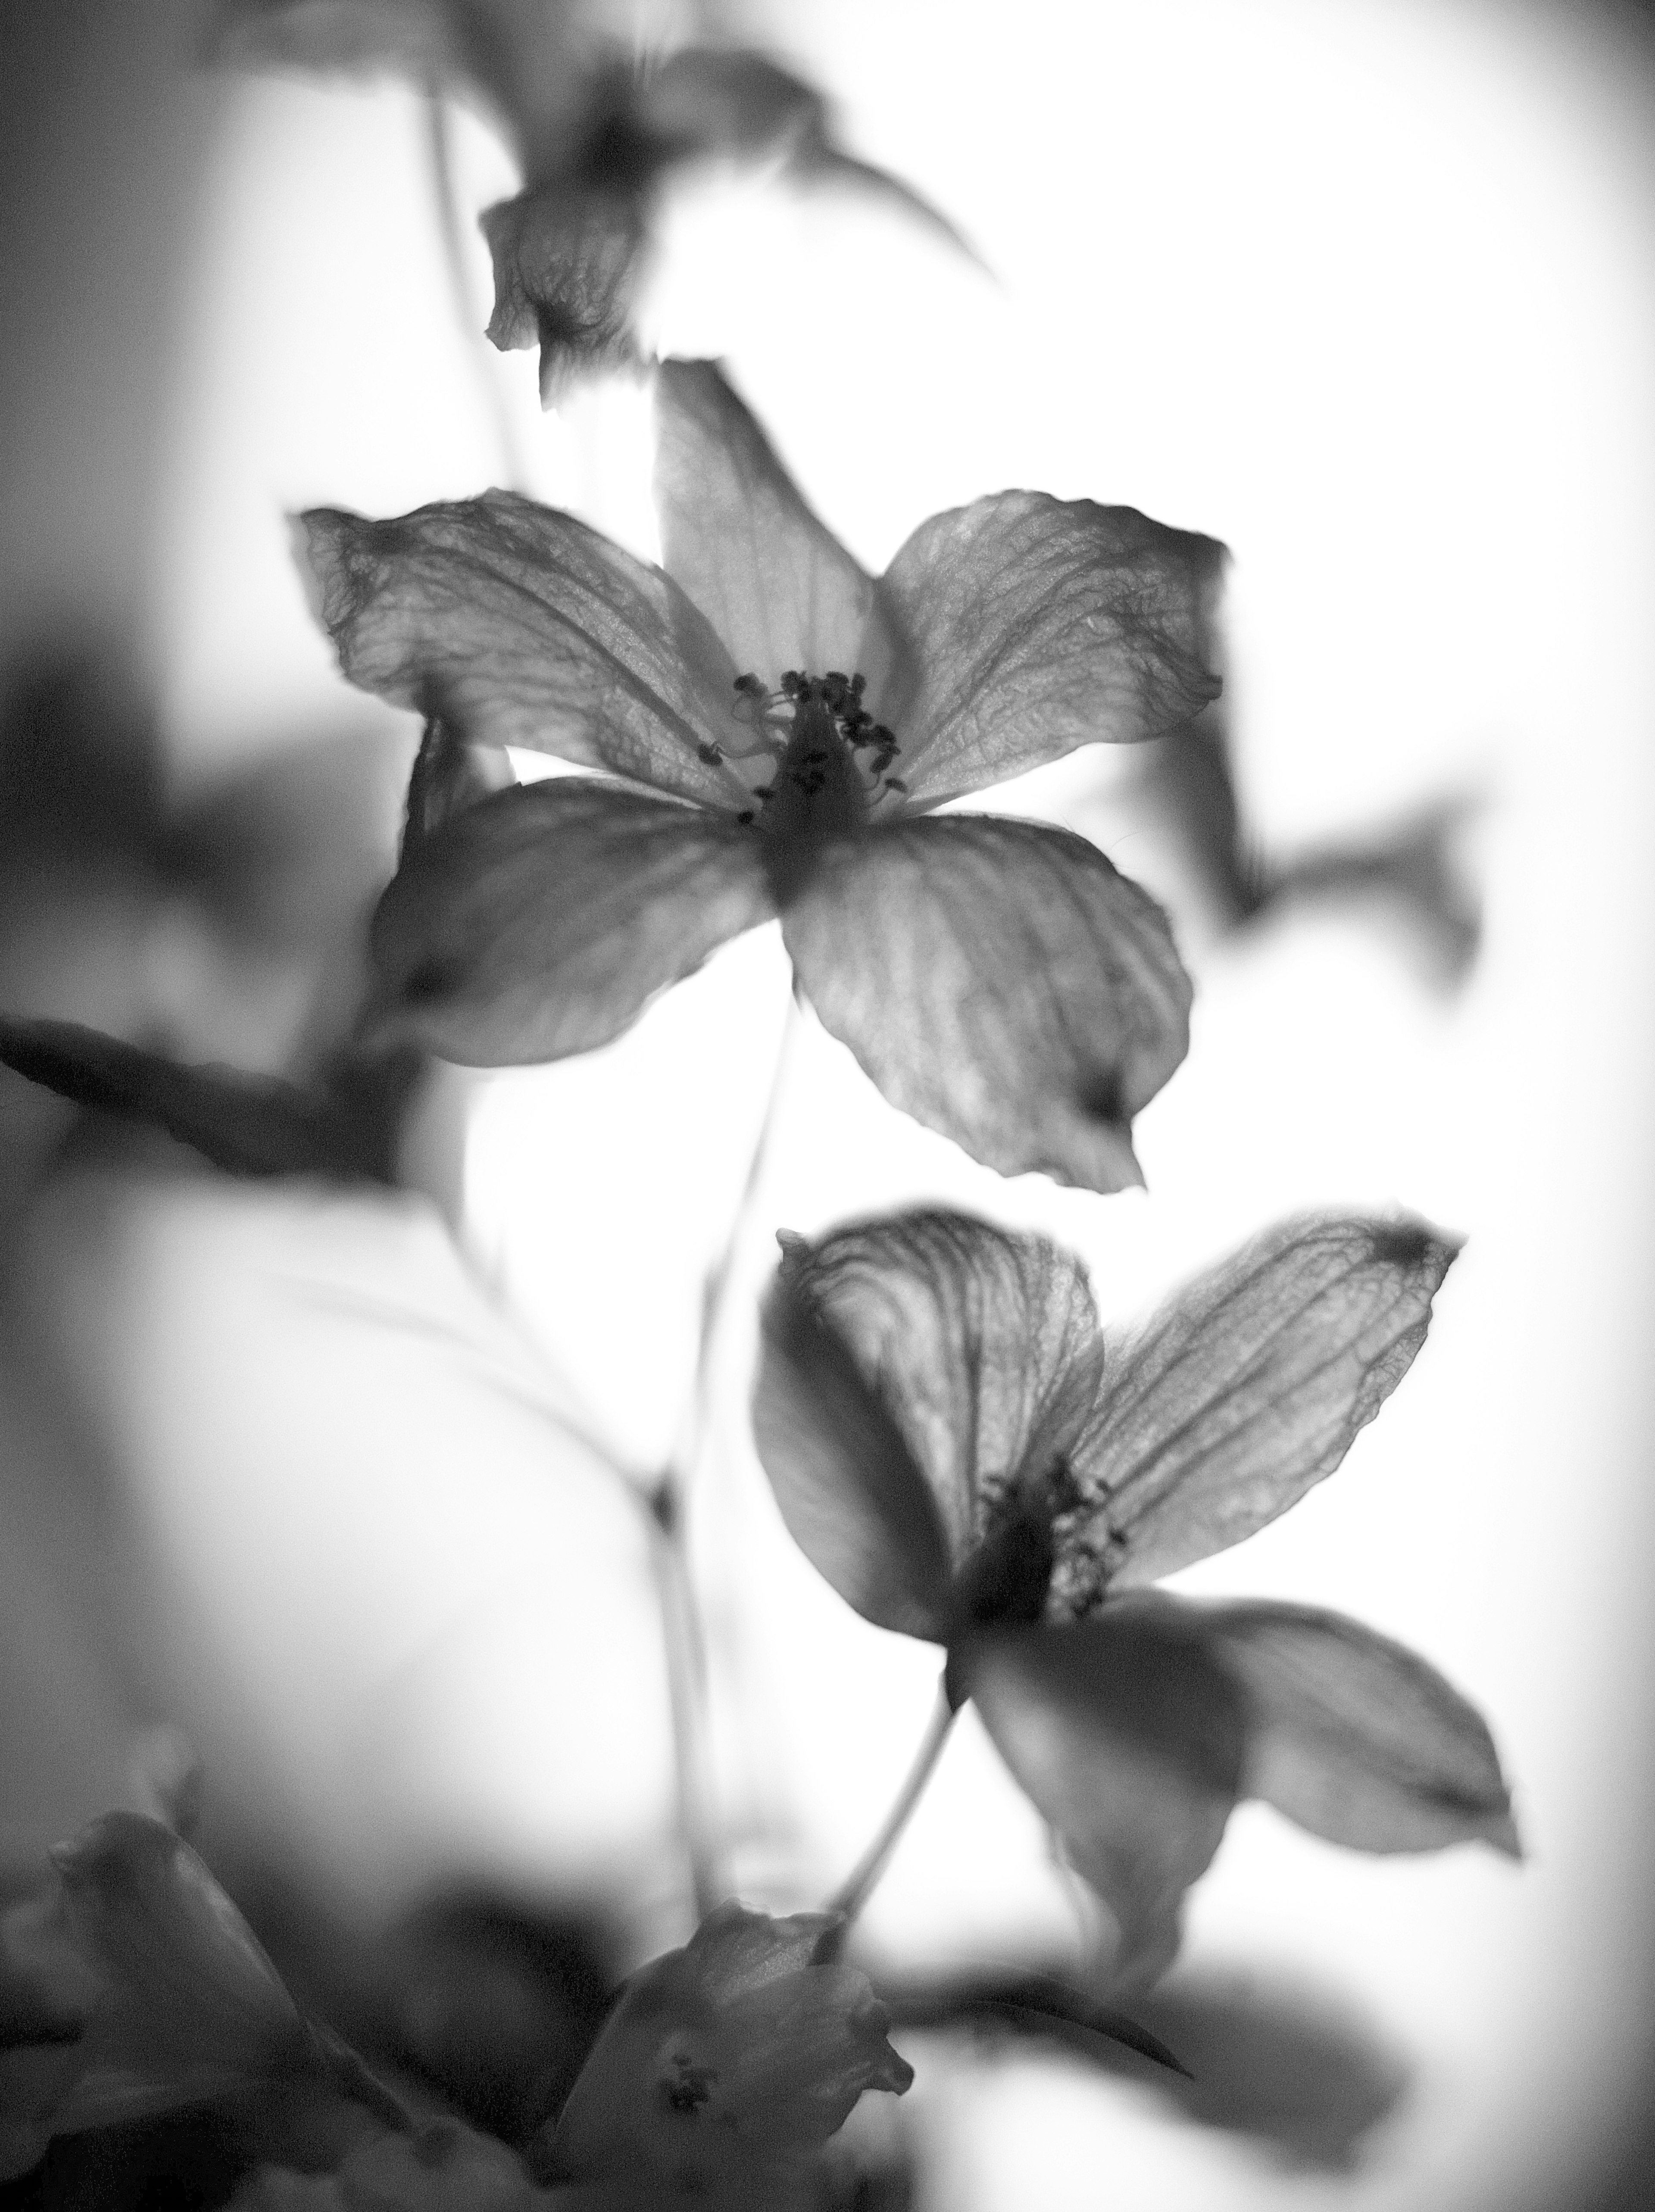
[1486,1804,1524,1861]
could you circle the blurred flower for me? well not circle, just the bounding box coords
[753,1209,1518,1984]
[299,360,1223,1191]
[211,1,973,401]
[231,2119,545,2209]
[528,1900,912,2207]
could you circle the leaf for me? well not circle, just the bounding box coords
[754,1233,956,1641]
[368,776,776,1063]
[1200,1600,1521,1855]
[962,1601,1246,1988]
[534,1902,910,2194]
[0,1016,405,1182]
[874,490,1225,806]
[653,360,895,700]
[296,492,748,808]
[480,181,646,405]
[782,814,1191,1192]
[759,1213,1103,1628]
[1086,1215,1461,1586]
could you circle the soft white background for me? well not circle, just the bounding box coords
[3,2,1653,2206]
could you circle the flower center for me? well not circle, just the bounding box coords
[702,668,907,827]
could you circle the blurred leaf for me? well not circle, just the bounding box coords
[784,816,1190,1192]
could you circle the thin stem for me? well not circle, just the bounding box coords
[647,1490,724,1920]
[826,1678,957,1924]
[423,87,529,493]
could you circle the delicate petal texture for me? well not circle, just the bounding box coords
[1085,1216,1460,1589]
[0,1016,400,1183]
[296,493,746,807]
[368,779,776,1064]
[481,183,646,404]
[782,816,1192,1193]
[653,361,888,693]
[754,1243,955,1640]
[964,1602,1245,1987]
[875,492,1225,805]
[541,1903,910,2196]
[762,1212,1103,1601]
[1201,1601,1521,1856]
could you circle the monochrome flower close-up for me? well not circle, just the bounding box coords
[297,359,1224,1191]
[753,1208,1519,1984]
[212,0,972,399]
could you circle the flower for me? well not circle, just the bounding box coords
[526,1900,912,2207]
[297,360,1224,1192]
[211,2,971,401]
[752,1208,1519,1986]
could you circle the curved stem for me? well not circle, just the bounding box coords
[826,1678,956,1925]
[647,1486,723,1920]
[423,87,529,492]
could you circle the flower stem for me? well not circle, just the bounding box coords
[825,1678,957,1925]
[647,1482,724,1921]
[422,87,528,493]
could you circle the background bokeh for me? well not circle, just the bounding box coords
[3,2,1653,2205]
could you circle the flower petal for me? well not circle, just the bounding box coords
[540,1902,909,2192]
[875,492,1224,806]
[0,1015,404,1182]
[368,778,776,1064]
[296,492,745,807]
[1081,1216,1460,1588]
[481,183,646,406]
[758,1212,1103,1626]
[781,815,1191,1192]
[653,360,893,696]
[1201,1601,1520,1856]
[962,1600,1246,1987]
[754,1236,955,1641]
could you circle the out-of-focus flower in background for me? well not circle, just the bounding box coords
[298,357,1223,1192]
[754,1208,1517,1984]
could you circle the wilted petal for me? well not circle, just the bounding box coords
[481,183,646,404]
[297,493,746,807]
[759,1213,1102,1625]
[369,778,776,1063]
[783,815,1191,1192]
[963,1601,1246,1987]
[1083,1216,1460,1589]
[875,492,1224,806]
[0,1016,401,1182]
[754,1245,954,1640]
[1202,1601,1520,1856]
[539,1902,910,2195]
[654,361,894,698]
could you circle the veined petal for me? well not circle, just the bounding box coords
[1200,1600,1520,1856]
[481,183,646,406]
[368,778,776,1064]
[653,360,898,697]
[782,815,1191,1193]
[962,1600,1245,1988]
[759,1213,1102,1621]
[1081,1217,1459,1588]
[297,492,746,807]
[875,492,1224,806]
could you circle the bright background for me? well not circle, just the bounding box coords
[3,2,1654,2206]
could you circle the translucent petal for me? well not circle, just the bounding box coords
[874,492,1225,806]
[1084,1216,1460,1587]
[296,493,745,808]
[760,1212,1103,1612]
[481,183,646,406]
[782,815,1191,1192]
[653,360,891,693]
[368,778,776,1064]
[754,1242,955,1641]
[1202,1600,1521,1856]
[963,1601,1245,1988]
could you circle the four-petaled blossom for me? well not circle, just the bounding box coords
[527,1900,911,2208]
[211,0,971,401]
[753,1209,1519,1985]
[298,359,1224,1192]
